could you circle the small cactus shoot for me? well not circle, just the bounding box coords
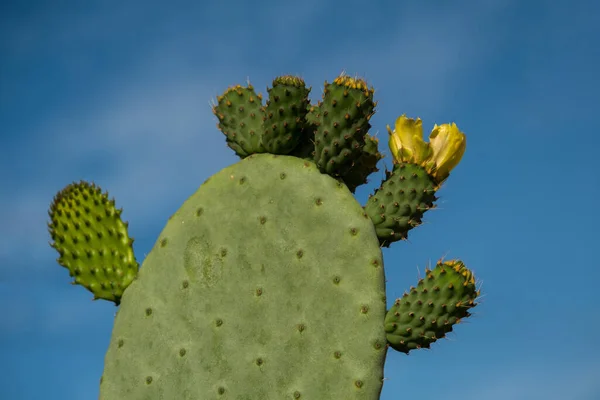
[48,181,138,305]
[385,259,479,353]
[47,73,480,399]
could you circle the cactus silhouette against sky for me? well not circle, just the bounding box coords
[47,73,480,399]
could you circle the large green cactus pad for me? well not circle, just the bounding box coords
[100,154,388,399]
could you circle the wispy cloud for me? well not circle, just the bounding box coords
[1,75,232,270]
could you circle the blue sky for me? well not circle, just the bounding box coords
[1,0,599,399]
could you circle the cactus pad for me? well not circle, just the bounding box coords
[99,154,388,399]
[261,76,311,154]
[47,181,138,305]
[384,260,479,353]
[364,163,437,246]
[313,75,376,176]
[213,84,267,158]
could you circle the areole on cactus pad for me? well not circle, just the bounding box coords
[47,73,480,399]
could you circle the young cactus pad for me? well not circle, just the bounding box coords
[213,84,267,157]
[385,260,479,353]
[47,74,480,399]
[48,181,138,305]
[313,75,376,177]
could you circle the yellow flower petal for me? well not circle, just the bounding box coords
[386,124,402,161]
[387,115,427,163]
[428,123,466,182]
[411,132,433,165]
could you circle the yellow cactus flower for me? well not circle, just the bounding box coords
[388,115,466,184]
[427,123,466,183]
[387,115,431,164]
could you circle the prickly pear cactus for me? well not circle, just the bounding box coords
[47,73,480,400]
